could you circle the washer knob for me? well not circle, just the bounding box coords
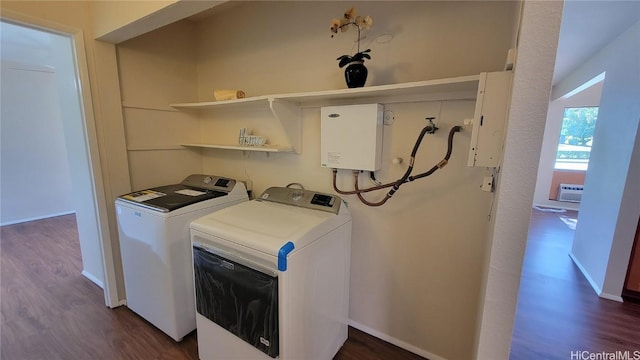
[203,176,213,185]
[292,189,304,201]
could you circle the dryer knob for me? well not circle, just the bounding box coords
[203,176,213,185]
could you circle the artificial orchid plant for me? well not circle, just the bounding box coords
[330,7,374,68]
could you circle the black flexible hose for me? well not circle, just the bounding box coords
[408,126,460,181]
[332,125,462,206]
[333,169,394,195]
[389,125,431,193]
[354,172,388,206]
[332,124,439,195]
[353,170,402,206]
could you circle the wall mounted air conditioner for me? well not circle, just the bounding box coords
[557,184,584,203]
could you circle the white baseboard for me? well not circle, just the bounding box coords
[0,211,76,226]
[599,292,623,302]
[348,320,448,360]
[81,270,104,289]
[569,253,623,302]
[569,252,602,295]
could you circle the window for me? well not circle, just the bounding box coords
[555,106,598,171]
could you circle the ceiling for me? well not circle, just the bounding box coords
[1,2,639,86]
[553,0,640,86]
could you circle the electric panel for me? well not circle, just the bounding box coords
[467,71,513,167]
[321,104,384,171]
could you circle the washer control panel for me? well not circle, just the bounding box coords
[181,174,236,193]
[258,187,341,214]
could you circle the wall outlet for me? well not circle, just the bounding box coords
[482,175,494,192]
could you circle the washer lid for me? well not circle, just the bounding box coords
[118,184,226,212]
[117,174,238,213]
[191,199,349,257]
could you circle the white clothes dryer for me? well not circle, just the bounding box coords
[115,174,248,341]
[190,186,352,359]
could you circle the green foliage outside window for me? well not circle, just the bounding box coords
[554,107,598,170]
[556,107,598,161]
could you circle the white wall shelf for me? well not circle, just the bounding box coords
[127,145,188,151]
[170,74,482,155]
[122,102,179,112]
[181,143,293,153]
[170,75,481,109]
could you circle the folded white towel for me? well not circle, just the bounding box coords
[214,89,246,100]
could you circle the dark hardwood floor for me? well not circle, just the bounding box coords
[0,214,423,360]
[510,209,640,359]
[5,211,638,360]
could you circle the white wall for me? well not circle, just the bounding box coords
[532,80,603,210]
[475,1,563,358]
[0,60,74,225]
[195,1,517,97]
[115,2,518,359]
[567,20,640,300]
[116,20,202,190]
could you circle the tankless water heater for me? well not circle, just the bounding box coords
[320,103,384,171]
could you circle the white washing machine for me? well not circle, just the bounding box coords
[190,186,352,359]
[115,174,248,341]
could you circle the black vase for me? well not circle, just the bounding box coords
[344,61,368,88]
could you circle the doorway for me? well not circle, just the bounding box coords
[531,74,604,213]
[0,20,111,305]
[509,1,640,356]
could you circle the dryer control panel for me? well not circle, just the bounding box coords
[258,187,342,214]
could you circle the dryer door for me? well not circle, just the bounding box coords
[193,244,279,358]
